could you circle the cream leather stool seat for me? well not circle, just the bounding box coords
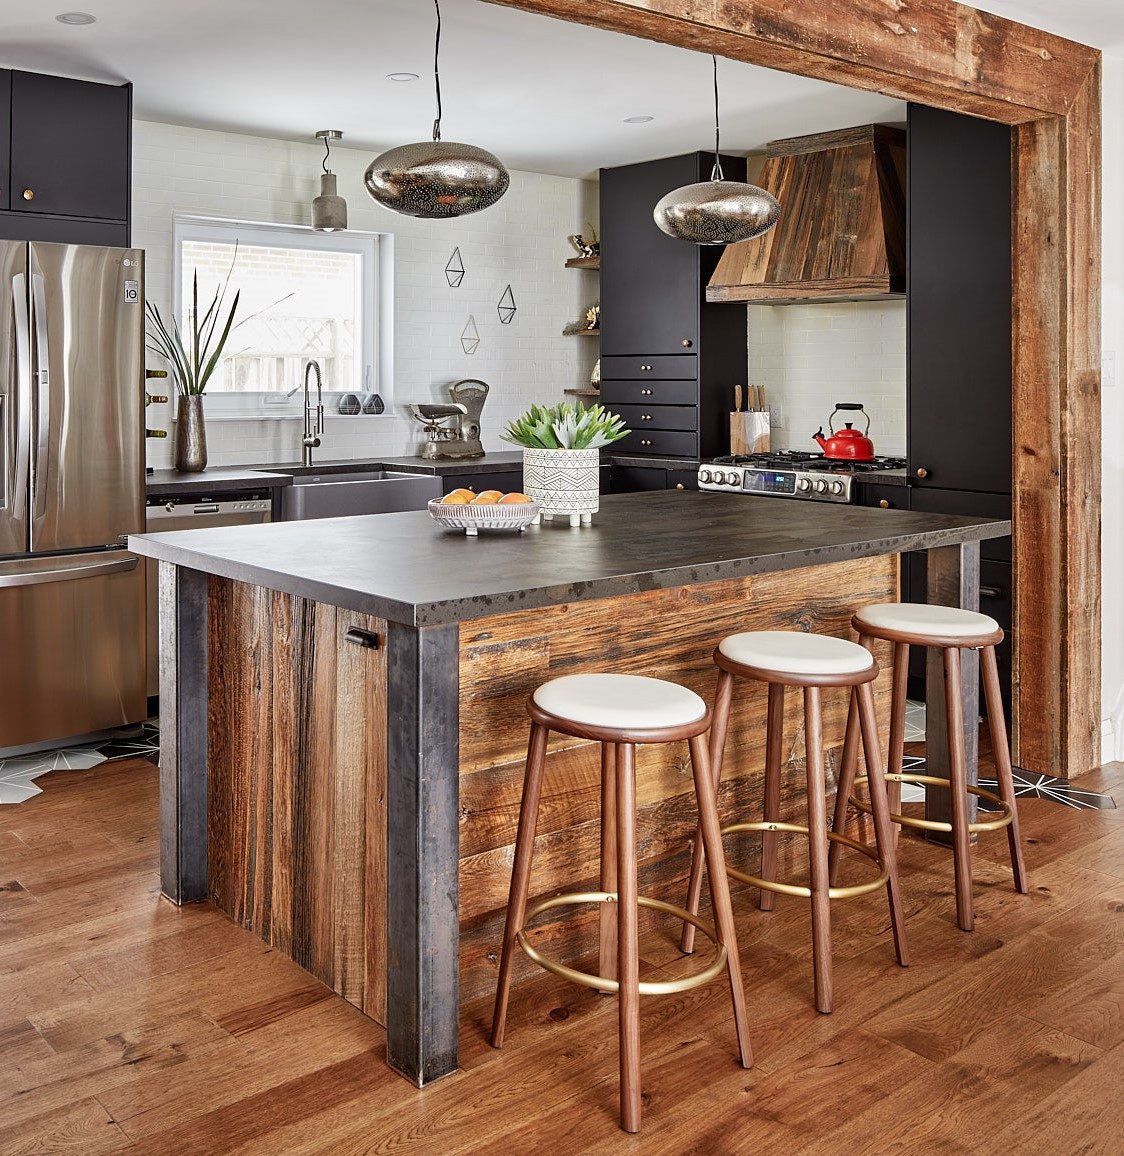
[852,603,1000,644]
[532,673,707,731]
[718,630,875,677]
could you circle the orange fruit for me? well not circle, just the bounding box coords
[442,488,476,505]
[470,490,503,505]
[498,492,532,504]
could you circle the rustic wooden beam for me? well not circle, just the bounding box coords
[485,0,1097,122]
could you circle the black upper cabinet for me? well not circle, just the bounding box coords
[9,71,131,223]
[0,71,10,213]
[907,104,1012,495]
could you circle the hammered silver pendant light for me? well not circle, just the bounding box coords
[312,130,348,232]
[365,0,509,219]
[654,56,780,245]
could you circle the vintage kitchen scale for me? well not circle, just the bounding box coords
[410,379,489,460]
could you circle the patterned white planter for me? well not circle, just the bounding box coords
[522,446,600,526]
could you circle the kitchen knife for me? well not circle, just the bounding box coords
[734,384,743,413]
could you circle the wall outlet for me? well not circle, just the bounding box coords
[1104,350,1116,389]
[769,404,784,429]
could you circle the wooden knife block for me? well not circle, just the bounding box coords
[730,411,771,456]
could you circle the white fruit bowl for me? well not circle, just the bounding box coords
[427,498,540,536]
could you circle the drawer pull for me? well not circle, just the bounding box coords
[640,439,652,447]
[22,188,34,202]
[641,389,653,396]
[980,585,1003,599]
[681,339,693,348]
[641,364,652,372]
[675,483,685,490]
[641,414,652,421]
[878,499,891,509]
[344,627,380,649]
[915,467,930,480]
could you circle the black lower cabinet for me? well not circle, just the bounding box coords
[609,464,699,494]
[439,470,522,497]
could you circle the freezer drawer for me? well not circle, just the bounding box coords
[0,549,145,752]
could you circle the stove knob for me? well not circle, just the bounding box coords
[699,468,713,483]
[814,480,829,495]
[830,481,845,496]
[796,477,812,493]
[724,470,740,486]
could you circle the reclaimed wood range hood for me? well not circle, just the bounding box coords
[707,124,906,305]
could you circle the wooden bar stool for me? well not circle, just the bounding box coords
[681,631,908,1015]
[490,672,753,1134]
[831,604,1028,933]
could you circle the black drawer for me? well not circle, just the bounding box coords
[858,483,910,511]
[600,380,698,406]
[617,429,699,458]
[601,354,698,380]
[909,487,1011,562]
[613,403,698,432]
[440,470,521,496]
[667,468,700,491]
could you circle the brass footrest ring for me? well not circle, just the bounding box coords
[719,821,889,900]
[515,891,728,996]
[849,773,1015,834]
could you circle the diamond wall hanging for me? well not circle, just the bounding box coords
[445,247,465,287]
[461,315,480,355]
[497,284,517,324]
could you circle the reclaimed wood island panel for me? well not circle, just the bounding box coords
[131,490,1010,1088]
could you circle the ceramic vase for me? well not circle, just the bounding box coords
[175,394,208,473]
[522,446,600,526]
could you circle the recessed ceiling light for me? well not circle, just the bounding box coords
[55,11,97,24]
[623,115,654,124]
[386,72,419,83]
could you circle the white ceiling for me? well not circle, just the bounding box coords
[0,0,904,178]
[977,1,1124,53]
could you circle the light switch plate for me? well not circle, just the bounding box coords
[1104,350,1116,389]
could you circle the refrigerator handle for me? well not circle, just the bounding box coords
[11,274,32,520]
[0,553,139,589]
[31,272,50,520]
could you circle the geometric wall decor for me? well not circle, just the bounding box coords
[445,247,465,287]
[461,315,480,355]
[497,284,517,324]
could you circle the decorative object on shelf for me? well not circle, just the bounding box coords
[590,357,601,387]
[338,393,362,415]
[445,246,465,287]
[363,393,385,414]
[461,315,480,355]
[654,56,780,245]
[502,401,629,526]
[497,284,517,324]
[567,226,599,260]
[364,0,509,219]
[312,130,348,232]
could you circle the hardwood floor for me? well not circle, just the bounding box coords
[1,754,1121,1153]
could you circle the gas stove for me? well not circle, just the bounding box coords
[697,451,907,503]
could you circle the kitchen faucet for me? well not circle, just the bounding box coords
[302,359,324,466]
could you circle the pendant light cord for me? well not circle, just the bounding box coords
[432,0,444,142]
[322,136,331,174]
[711,54,725,182]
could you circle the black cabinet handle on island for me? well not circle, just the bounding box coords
[345,627,380,650]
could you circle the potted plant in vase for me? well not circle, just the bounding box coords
[502,402,629,526]
[146,269,242,473]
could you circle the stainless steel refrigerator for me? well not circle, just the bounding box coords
[0,241,146,754]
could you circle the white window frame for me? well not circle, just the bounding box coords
[171,213,394,417]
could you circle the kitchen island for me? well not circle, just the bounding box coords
[130,491,1010,1087]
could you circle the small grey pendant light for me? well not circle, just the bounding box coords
[312,130,348,232]
[365,0,509,219]
[654,56,780,245]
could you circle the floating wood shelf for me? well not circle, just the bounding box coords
[564,328,600,337]
[565,256,600,270]
[564,388,601,398]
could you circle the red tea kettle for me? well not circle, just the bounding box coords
[813,403,875,461]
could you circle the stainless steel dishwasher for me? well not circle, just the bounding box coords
[144,492,273,697]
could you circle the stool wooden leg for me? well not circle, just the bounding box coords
[490,722,550,1048]
[688,733,753,1069]
[681,668,735,953]
[804,687,833,1014]
[599,743,618,992]
[759,682,785,912]
[615,743,642,1133]
[828,688,861,887]
[857,680,910,967]
[885,641,910,845]
[944,647,975,932]
[981,645,1028,894]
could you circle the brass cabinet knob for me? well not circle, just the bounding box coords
[641,414,652,421]
[681,338,693,348]
[915,467,930,480]
[675,483,685,490]
[641,388,652,396]
[640,363,652,372]
[640,439,652,447]
[879,499,891,509]
[22,188,34,201]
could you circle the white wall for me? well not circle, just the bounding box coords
[133,121,599,467]
[745,300,907,457]
[1101,53,1124,762]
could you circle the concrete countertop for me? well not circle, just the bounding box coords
[145,468,295,498]
[131,489,1010,628]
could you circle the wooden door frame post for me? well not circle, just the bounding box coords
[488,0,1102,776]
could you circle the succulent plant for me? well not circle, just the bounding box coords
[501,402,629,450]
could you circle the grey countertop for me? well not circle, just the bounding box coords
[131,490,1010,628]
[145,468,296,498]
